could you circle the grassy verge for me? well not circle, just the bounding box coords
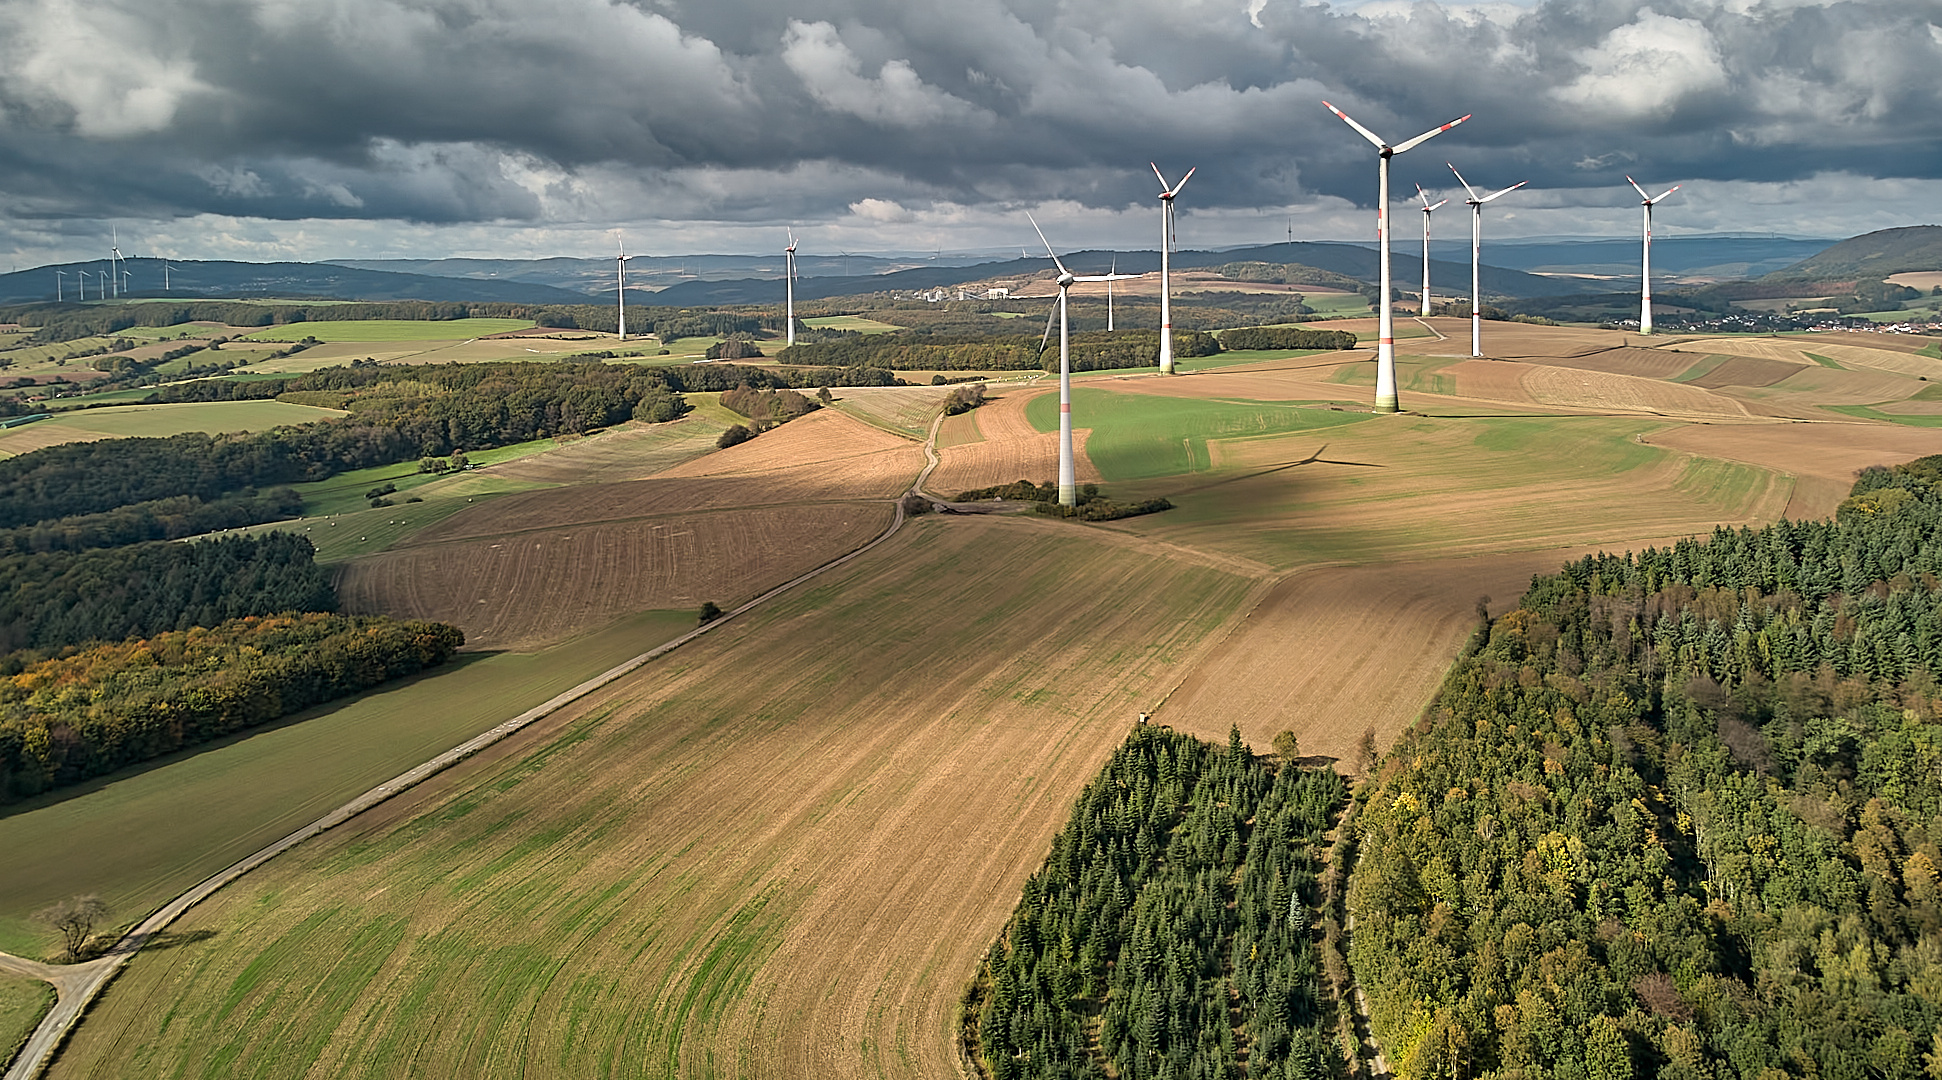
[0,609,696,958]
[1804,352,1844,369]
[1822,403,1942,427]
[0,975,54,1069]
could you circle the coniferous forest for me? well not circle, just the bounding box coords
[1349,454,1942,1079]
[965,726,1348,1080]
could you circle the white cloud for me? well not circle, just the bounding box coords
[782,20,986,128]
[1553,8,1728,118]
[0,0,210,136]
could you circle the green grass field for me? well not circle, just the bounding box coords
[1822,404,1942,428]
[803,315,902,335]
[1296,294,1373,317]
[241,318,536,343]
[1026,388,1373,481]
[1804,352,1844,370]
[0,974,53,1067]
[0,610,696,959]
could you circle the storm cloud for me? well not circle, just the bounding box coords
[3,0,1940,257]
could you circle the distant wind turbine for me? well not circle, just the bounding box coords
[1151,163,1196,375]
[55,270,66,302]
[785,229,798,347]
[1626,176,1681,335]
[1029,213,1137,506]
[1107,255,1117,333]
[1447,164,1526,358]
[1416,184,1448,318]
[110,227,124,299]
[615,232,628,341]
[1324,101,1469,413]
[163,261,178,291]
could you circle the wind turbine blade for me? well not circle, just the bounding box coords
[1024,211,1070,276]
[1478,180,1528,204]
[1392,115,1468,154]
[1074,273,1140,282]
[1426,199,1449,212]
[1169,166,1196,197]
[1447,163,1481,201]
[1625,176,1652,202]
[1151,162,1172,192]
[1322,101,1386,149]
[1040,301,1057,351]
[1416,183,1431,209]
[1649,184,1681,204]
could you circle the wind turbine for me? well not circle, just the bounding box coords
[163,261,178,291]
[1107,256,1117,332]
[110,227,124,298]
[1626,176,1680,335]
[1323,101,1469,413]
[1415,184,1448,317]
[1151,163,1195,375]
[784,230,798,346]
[55,270,66,302]
[614,232,628,341]
[1447,164,1525,358]
[1029,213,1136,506]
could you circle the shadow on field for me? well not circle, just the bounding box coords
[140,929,218,952]
[0,651,505,823]
[1164,443,1384,499]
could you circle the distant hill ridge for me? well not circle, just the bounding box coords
[0,259,595,306]
[1766,225,1942,281]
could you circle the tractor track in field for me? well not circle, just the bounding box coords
[0,412,950,1080]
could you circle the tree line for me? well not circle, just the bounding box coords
[0,300,788,344]
[0,612,463,802]
[1347,453,1942,1080]
[1218,327,1359,352]
[964,725,1347,1080]
[0,533,335,659]
[775,329,1222,372]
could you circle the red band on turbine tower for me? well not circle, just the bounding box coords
[1061,403,1070,413]
[1379,337,1394,345]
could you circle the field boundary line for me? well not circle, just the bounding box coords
[1,422,945,1080]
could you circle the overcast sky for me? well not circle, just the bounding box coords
[3,0,1940,266]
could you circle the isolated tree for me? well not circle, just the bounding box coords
[816,386,834,405]
[1355,728,1378,776]
[35,894,110,961]
[1272,730,1300,763]
[697,601,723,625]
[716,424,752,449]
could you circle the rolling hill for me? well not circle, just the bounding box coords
[1765,224,1942,281]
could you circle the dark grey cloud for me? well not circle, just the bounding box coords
[1,0,1940,244]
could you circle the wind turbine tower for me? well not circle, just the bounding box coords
[1151,163,1195,375]
[163,261,178,291]
[785,230,798,347]
[615,233,628,340]
[1416,184,1448,317]
[1627,177,1680,335]
[1029,213,1136,506]
[55,270,66,302]
[1324,102,1469,413]
[110,227,124,299]
[1448,164,1525,358]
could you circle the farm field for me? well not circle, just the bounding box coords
[0,400,345,456]
[802,314,901,334]
[832,383,956,437]
[0,610,695,959]
[240,318,536,342]
[44,518,1261,1080]
[26,318,1942,1080]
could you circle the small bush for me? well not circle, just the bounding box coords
[717,424,752,449]
[899,492,933,515]
[698,601,723,624]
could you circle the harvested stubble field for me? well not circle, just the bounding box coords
[1644,421,1942,520]
[1518,363,1749,417]
[0,400,346,456]
[48,518,1261,1080]
[1684,354,1805,389]
[481,417,725,485]
[926,385,1102,493]
[653,406,922,487]
[832,384,955,437]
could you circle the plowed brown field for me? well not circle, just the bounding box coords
[1541,346,1698,381]
[928,385,1101,493]
[337,502,892,648]
[1688,355,1805,389]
